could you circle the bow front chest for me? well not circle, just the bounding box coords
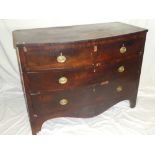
[13,22,148,134]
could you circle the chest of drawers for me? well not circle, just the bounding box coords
[13,22,148,134]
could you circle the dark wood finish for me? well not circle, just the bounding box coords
[31,71,140,117]
[13,22,148,135]
[23,46,93,70]
[17,35,144,71]
[28,56,141,93]
[13,22,146,44]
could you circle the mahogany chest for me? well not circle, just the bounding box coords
[13,22,148,134]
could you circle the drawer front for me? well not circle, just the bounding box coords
[95,37,145,63]
[94,74,139,103]
[31,85,96,117]
[31,72,139,118]
[23,36,145,71]
[28,56,142,93]
[28,66,104,92]
[24,46,93,70]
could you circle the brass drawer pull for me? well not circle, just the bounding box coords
[59,98,68,106]
[57,53,66,63]
[116,86,123,92]
[118,66,125,73]
[120,45,126,54]
[59,76,68,84]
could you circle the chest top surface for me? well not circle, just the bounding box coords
[13,22,147,46]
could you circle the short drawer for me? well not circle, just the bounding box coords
[23,46,93,70]
[27,56,142,93]
[95,37,145,63]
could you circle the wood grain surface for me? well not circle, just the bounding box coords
[13,22,148,134]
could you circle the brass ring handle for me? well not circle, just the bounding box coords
[57,53,66,63]
[59,76,68,84]
[59,98,68,106]
[120,45,126,54]
[118,66,125,73]
[116,86,123,92]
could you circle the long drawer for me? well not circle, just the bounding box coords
[30,74,139,118]
[27,56,142,93]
